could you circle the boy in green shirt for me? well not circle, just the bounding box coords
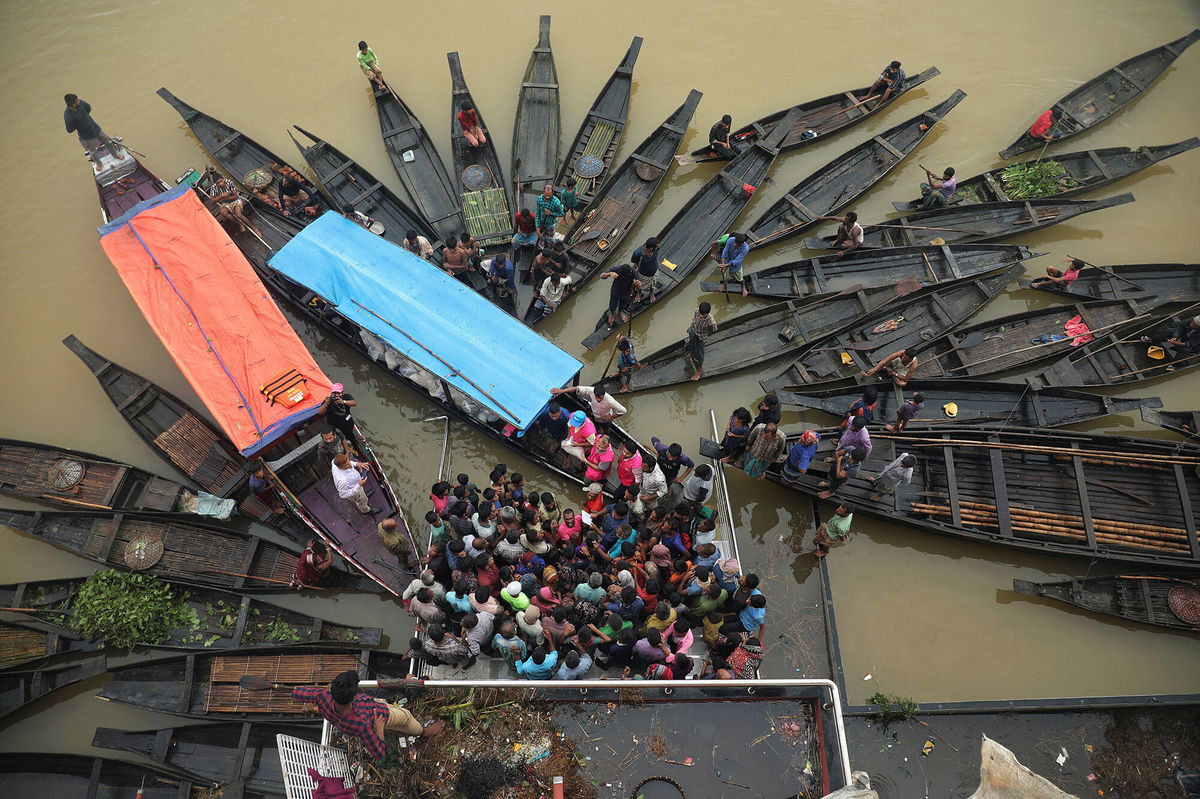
[357,41,386,91]
[814,504,853,557]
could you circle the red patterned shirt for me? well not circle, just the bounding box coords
[292,686,388,759]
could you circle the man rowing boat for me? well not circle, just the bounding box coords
[862,61,906,103]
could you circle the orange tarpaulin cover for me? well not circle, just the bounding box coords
[99,183,332,456]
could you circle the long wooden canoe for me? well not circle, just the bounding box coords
[0,438,191,514]
[372,78,465,244]
[910,298,1152,382]
[698,426,1200,569]
[746,90,967,249]
[777,380,1155,429]
[701,244,1037,298]
[93,721,317,799]
[0,619,98,669]
[1034,303,1200,387]
[581,106,804,350]
[895,139,1200,212]
[802,194,1135,250]
[0,655,105,720]
[0,754,200,799]
[92,150,169,224]
[0,576,382,650]
[760,266,1021,392]
[512,15,561,212]
[555,36,643,211]
[1021,262,1200,305]
[0,508,380,593]
[64,335,248,500]
[592,279,967,393]
[288,125,443,252]
[679,66,941,165]
[98,648,410,721]
[158,87,324,222]
[1141,407,1200,441]
[1012,573,1200,633]
[551,89,702,323]
[448,52,513,250]
[999,30,1200,159]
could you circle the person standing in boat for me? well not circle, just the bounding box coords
[64,94,125,164]
[718,233,751,296]
[862,347,920,387]
[559,176,580,226]
[512,209,538,249]
[319,384,359,441]
[599,263,639,329]
[888,392,925,433]
[357,41,387,92]
[840,386,878,429]
[817,211,864,257]
[402,229,435,261]
[441,238,474,285]
[708,114,738,159]
[918,165,957,209]
[862,61,906,103]
[866,453,917,502]
[818,445,864,499]
[456,100,487,148]
[291,539,333,587]
[630,237,662,304]
[683,301,718,381]
[549,383,626,425]
[332,453,380,516]
[742,421,787,479]
[535,183,565,244]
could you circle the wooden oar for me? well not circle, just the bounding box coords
[208,570,293,586]
[879,223,989,235]
[1081,298,1200,360]
[1065,255,1144,289]
[240,674,423,690]
[943,314,1150,373]
[0,607,73,614]
[831,94,880,118]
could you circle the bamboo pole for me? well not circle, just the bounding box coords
[1107,351,1200,380]
[1065,254,1145,289]
[941,314,1151,373]
[1082,297,1200,359]
[879,222,989,235]
[872,434,1200,465]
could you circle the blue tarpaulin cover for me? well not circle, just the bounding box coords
[268,212,582,431]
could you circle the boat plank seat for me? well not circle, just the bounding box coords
[347,182,385,207]
[1069,445,1099,548]
[521,81,557,89]
[783,194,818,221]
[266,435,323,473]
[1110,66,1147,91]
[141,476,181,511]
[1171,464,1200,559]
[87,756,103,799]
[630,153,672,172]
[1140,579,1157,625]
[115,383,151,413]
[230,597,253,650]
[212,131,243,154]
[321,159,356,182]
[872,136,906,160]
[94,512,124,562]
[988,444,1013,537]
[1086,150,1114,181]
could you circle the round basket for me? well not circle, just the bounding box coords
[242,167,275,190]
[574,155,604,179]
[635,162,664,181]
[1167,585,1200,624]
[48,459,85,490]
[629,776,685,799]
[124,532,165,570]
[461,164,493,191]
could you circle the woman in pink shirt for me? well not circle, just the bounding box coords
[429,480,452,516]
[561,411,597,464]
[615,441,643,500]
[585,435,615,483]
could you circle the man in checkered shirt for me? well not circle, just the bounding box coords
[292,671,443,758]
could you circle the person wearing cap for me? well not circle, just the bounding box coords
[814,504,853,558]
[402,229,435,260]
[863,60,906,103]
[818,446,863,499]
[600,263,640,328]
[817,211,864,257]
[684,302,719,380]
[560,410,598,465]
[718,234,751,295]
[319,384,359,441]
[583,482,606,515]
[551,383,626,424]
[862,347,920,387]
[782,430,821,484]
[341,203,382,234]
[356,41,386,91]
[918,166,957,209]
[867,453,917,502]
[888,392,925,433]
[708,114,738,159]
[1031,259,1084,288]
[500,581,531,612]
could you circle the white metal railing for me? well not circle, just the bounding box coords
[708,408,743,565]
[277,733,355,799]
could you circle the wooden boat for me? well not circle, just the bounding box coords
[554,36,643,211]
[581,106,804,351]
[999,30,1200,159]
[801,194,1134,250]
[93,721,317,799]
[776,380,1155,429]
[0,508,379,594]
[288,125,443,252]
[746,90,967,249]
[760,266,1022,393]
[98,648,409,721]
[591,280,961,394]
[1141,407,1200,441]
[1012,573,1200,633]
[448,52,513,250]
[698,425,1200,569]
[910,298,1152,382]
[679,66,941,165]
[0,754,205,799]
[64,334,248,500]
[549,89,702,324]
[1021,262,1200,305]
[512,15,560,212]
[894,139,1200,211]
[701,244,1037,298]
[158,87,324,223]
[0,576,382,650]
[87,139,169,224]
[0,655,105,720]
[1035,303,1200,387]
[0,620,98,669]
[0,438,193,514]
[372,77,465,245]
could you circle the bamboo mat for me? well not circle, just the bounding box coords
[0,625,48,668]
[205,652,359,714]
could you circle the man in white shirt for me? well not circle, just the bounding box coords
[535,273,573,316]
[549,383,626,423]
[681,464,714,505]
[638,454,669,513]
[331,453,379,515]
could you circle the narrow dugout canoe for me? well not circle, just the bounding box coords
[894,139,1200,211]
[700,244,1036,298]
[746,90,967,249]
[1021,262,1200,305]
[999,30,1200,159]
[0,576,382,650]
[0,754,204,799]
[777,380,1156,430]
[512,15,561,212]
[0,620,98,669]
[448,52,513,249]
[801,194,1135,250]
[0,508,380,594]
[581,106,804,351]
[760,266,1022,392]
[91,148,169,224]
[92,721,317,799]
[1141,407,1200,441]
[555,36,643,211]
[0,655,105,720]
[98,648,409,721]
[679,66,941,165]
[1012,573,1200,633]
[698,425,1200,569]
[549,89,702,324]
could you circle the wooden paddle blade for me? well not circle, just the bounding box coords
[239,675,279,690]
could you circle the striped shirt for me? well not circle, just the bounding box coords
[292,686,387,759]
